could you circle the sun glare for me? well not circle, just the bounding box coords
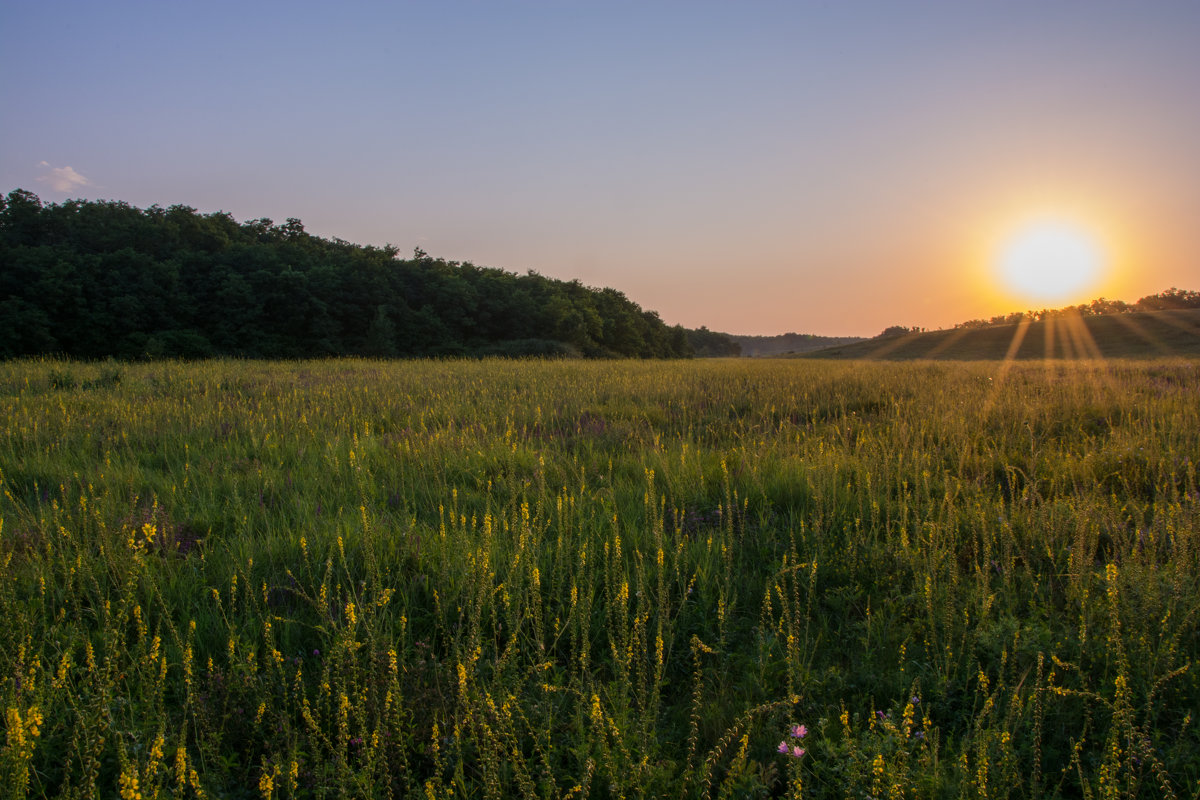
[995,219,1107,304]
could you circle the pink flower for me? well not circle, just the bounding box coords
[777,741,789,754]
[790,724,808,739]
[791,746,806,758]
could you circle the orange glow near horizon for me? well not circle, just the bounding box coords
[972,204,1132,314]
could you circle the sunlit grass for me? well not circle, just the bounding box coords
[1,357,1197,798]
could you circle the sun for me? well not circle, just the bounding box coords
[995,218,1108,304]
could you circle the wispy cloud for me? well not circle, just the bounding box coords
[36,161,92,193]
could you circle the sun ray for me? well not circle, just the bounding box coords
[981,315,1033,417]
[1004,315,1033,361]
[1063,310,1101,360]
[1108,313,1171,355]
[1148,308,1200,337]
[921,326,976,359]
[1044,314,1058,365]
[863,330,926,360]
[1058,309,1121,402]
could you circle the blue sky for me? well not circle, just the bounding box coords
[3,1,1198,335]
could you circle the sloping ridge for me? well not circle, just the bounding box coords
[733,332,866,357]
[800,308,1200,360]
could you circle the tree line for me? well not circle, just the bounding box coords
[953,288,1200,330]
[0,190,718,360]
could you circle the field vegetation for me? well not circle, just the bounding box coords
[1,357,1198,798]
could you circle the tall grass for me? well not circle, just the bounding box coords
[1,357,1197,798]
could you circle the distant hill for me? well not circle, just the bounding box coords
[733,332,866,357]
[686,327,743,357]
[798,308,1200,360]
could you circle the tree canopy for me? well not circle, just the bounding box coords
[0,190,695,360]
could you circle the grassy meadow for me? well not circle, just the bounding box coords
[1,357,1198,799]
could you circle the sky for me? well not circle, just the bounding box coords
[3,1,1199,336]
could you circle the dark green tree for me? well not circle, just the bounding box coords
[365,305,398,357]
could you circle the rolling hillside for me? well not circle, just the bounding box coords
[733,331,866,356]
[800,308,1200,360]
